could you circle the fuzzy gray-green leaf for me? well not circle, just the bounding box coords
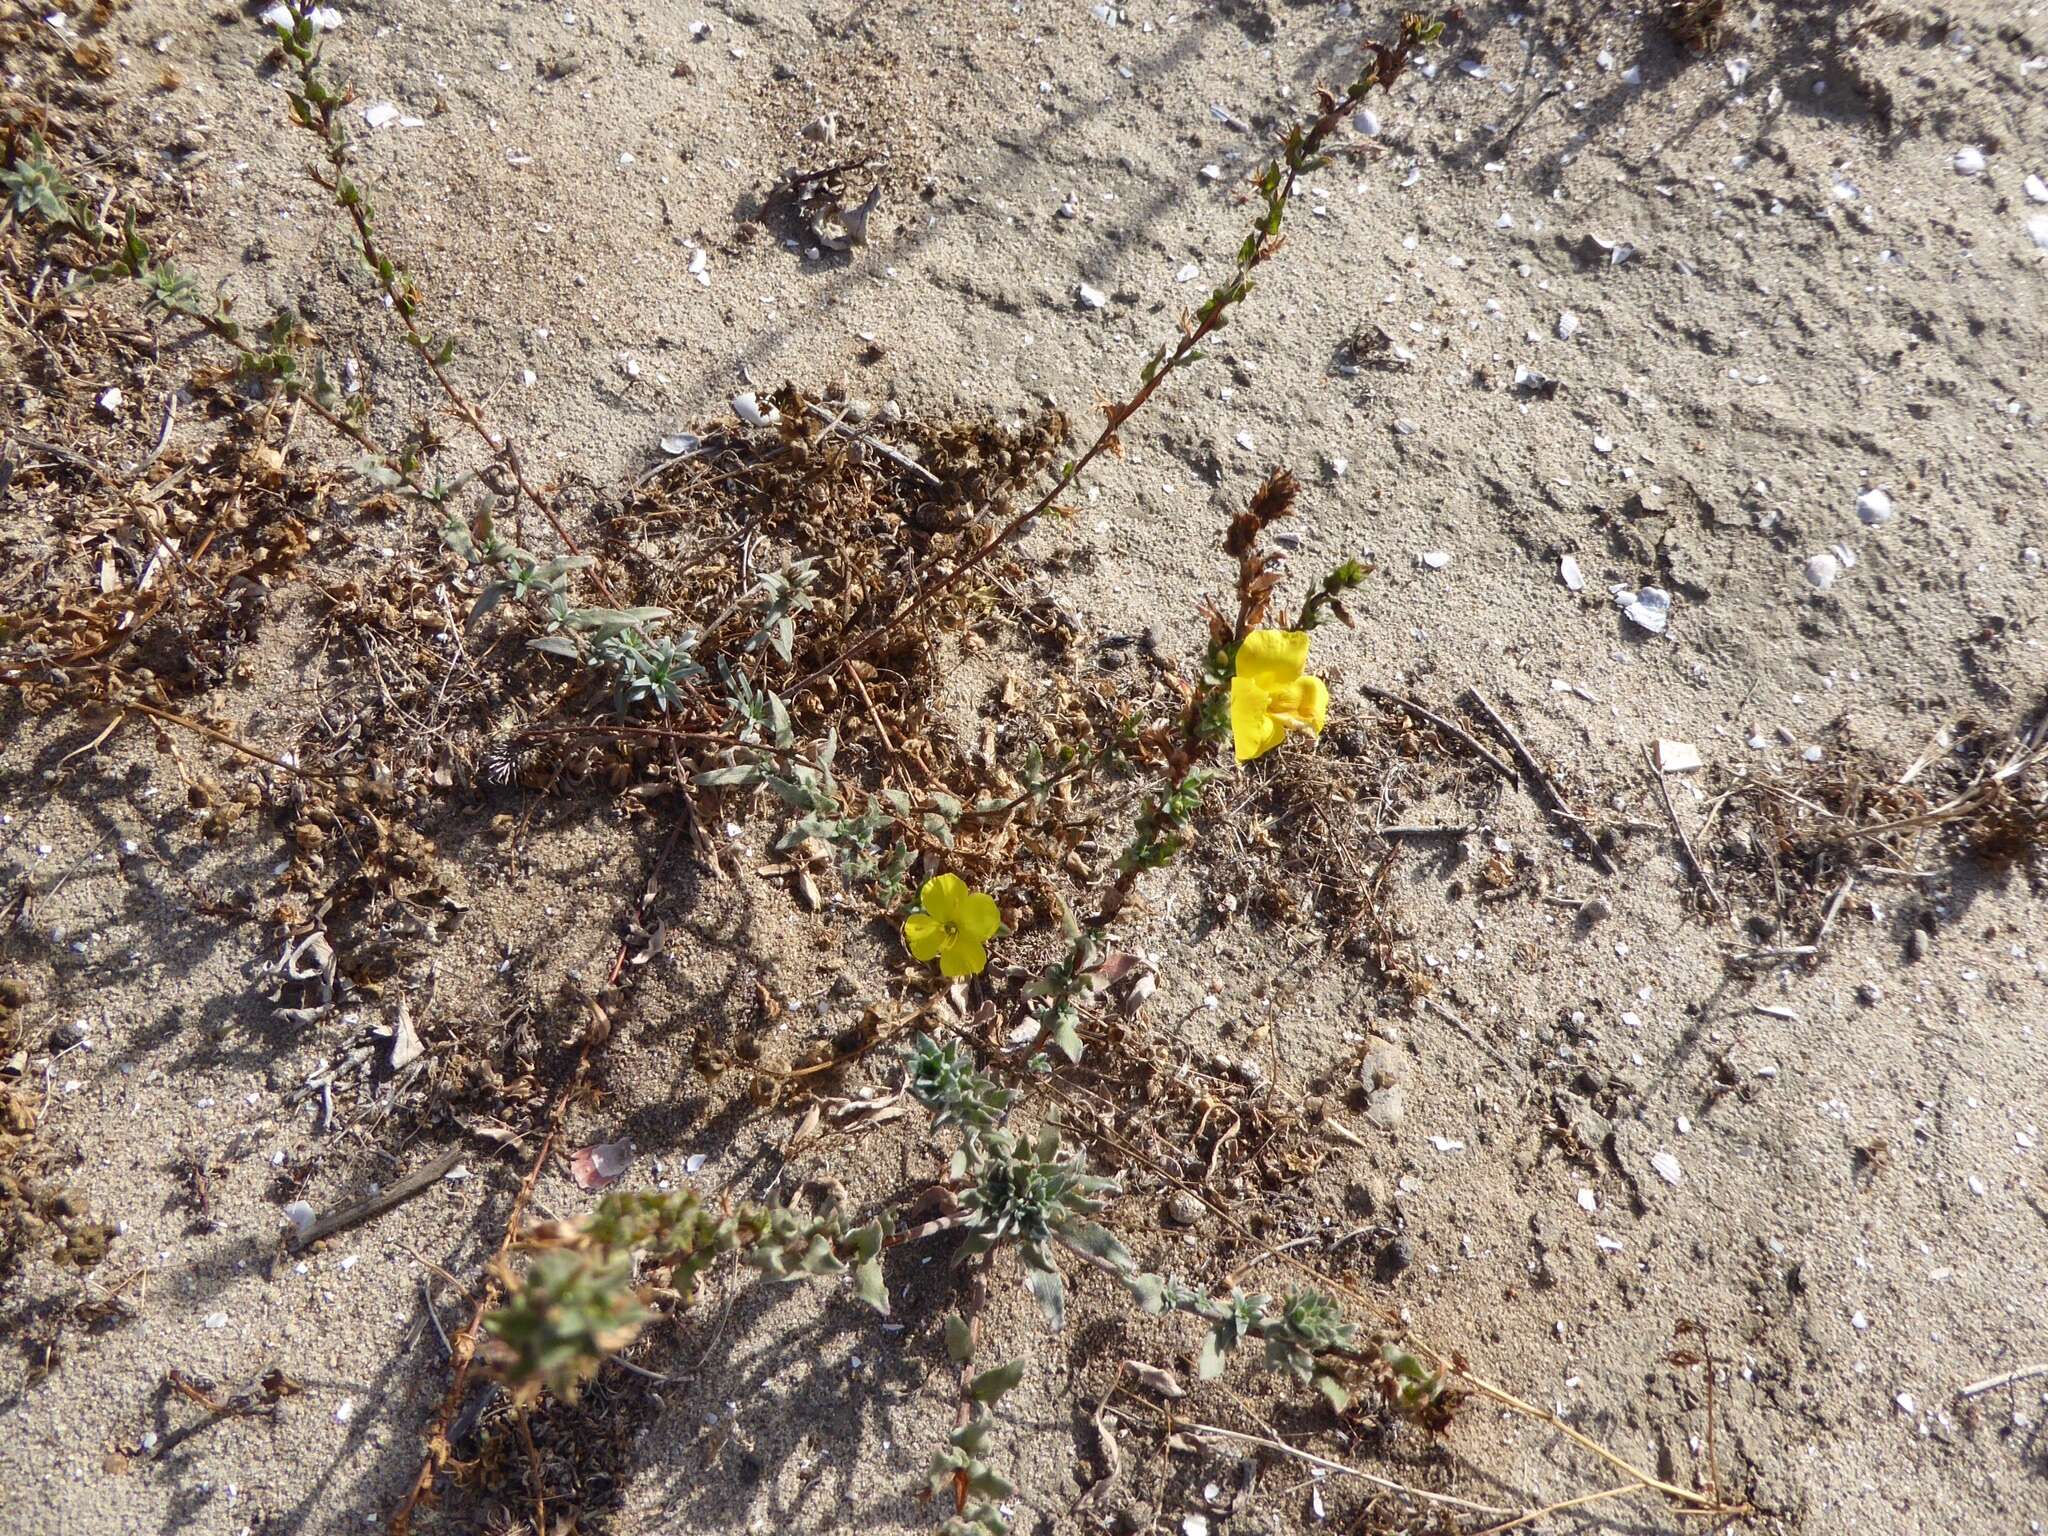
[969,1359,1026,1405]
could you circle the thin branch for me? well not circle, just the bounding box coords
[1959,1361,2048,1398]
[1461,686,1618,876]
[1106,1407,1518,1520]
[1642,744,1726,914]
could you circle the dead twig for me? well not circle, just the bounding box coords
[1642,744,1726,914]
[1959,1361,2048,1398]
[290,1147,464,1251]
[1461,687,1618,876]
[1360,682,1516,780]
[1104,1406,1517,1520]
[804,400,942,487]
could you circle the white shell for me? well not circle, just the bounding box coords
[731,392,779,428]
[1855,488,1894,526]
[1618,585,1671,634]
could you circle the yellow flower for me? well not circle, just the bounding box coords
[1229,629,1329,763]
[902,874,1000,978]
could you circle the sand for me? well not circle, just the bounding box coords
[2,1,2044,1534]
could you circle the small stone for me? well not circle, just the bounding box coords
[1856,982,1884,1007]
[1361,1041,1407,1131]
[1076,283,1108,309]
[1856,487,1894,526]
[1559,553,1585,590]
[97,387,124,416]
[1556,309,1580,340]
[1352,107,1381,137]
[1954,145,1986,176]
[2029,214,2048,251]
[1655,739,1703,773]
[1374,1235,1414,1280]
[1055,194,1079,220]
[1577,895,1613,925]
[1804,552,1842,590]
[1908,928,1930,963]
[1421,550,1450,570]
[2028,174,2048,204]
[1162,1191,1205,1228]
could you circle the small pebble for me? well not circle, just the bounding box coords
[1954,146,1986,176]
[1162,1191,1205,1228]
[1557,310,1580,341]
[2028,174,2048,204]
[1421,550,1450,570]
[1076,283,1108,309]
[1856,488,1894,526]
[1804,552,1842,591]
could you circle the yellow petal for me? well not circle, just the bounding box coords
[1230,675,1287,763]
[957,890,1000,944]
[903,912,946,962]
[1235,629,1310,691]
[939,936,987,978]
[1268,673,1329,738]
[918,873,966,925]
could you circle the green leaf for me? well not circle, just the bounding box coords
[1126,1272,1169,1315]
[969,1359,1026,1405]
[1315,1371,1351,1411]
[1050,1013,1083,1064]
[694,763,765,790]
[952,1416,994,1457]
[965,1464,1015,1500]
[1022,1260,1065,1330]
[854,1258,888,1315]
[1198,1325,1230,1380]
[944,1312,975,1365]
[468,582,510,626]
[1059,1220,1133,1276]
[528,634,582,658]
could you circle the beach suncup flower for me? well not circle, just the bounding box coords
[902,874,1000,978]
[1229,629,1328,763]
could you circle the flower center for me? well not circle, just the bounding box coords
[943,921,959,938]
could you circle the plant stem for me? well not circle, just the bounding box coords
[786,17,1436,702]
